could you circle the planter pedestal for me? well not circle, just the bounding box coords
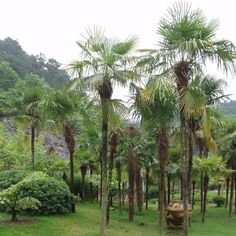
[166,200,192,228]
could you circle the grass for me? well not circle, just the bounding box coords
[0,200,236,236]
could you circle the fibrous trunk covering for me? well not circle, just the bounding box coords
[115,160,122,213]
[157,128,168,236]
[175,61,191,236]
[80,165,87,202]
[31,126,35,170]
[229,158,236,218]
[145,166,150,210]
[136,159,143,212]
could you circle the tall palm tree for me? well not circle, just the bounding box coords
[157,3,235,234]
[67,27,136,236]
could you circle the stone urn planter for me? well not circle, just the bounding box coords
[166,200,192,228]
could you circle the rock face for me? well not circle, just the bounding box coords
[1,118,17,136]
[1,118,69,159]
[43,132,69,159]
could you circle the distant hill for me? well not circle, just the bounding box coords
[0,37,69,88]
[219,100,236,116]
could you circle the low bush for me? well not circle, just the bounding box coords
[0,169,31,190]
[0,170,74,214]
[212,196,225,207]
[148,185,159,199]
[209,183,218,191]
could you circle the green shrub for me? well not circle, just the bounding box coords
[212,196,225,207]
[209,183,218,191]
[0,174,41,221]
[0,169,31,190]
[148,185,159,200]
[20,172,74,214]
[0,170,74,214]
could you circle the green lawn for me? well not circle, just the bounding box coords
[0,201,235,236]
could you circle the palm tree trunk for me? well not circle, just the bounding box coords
[64,124,76,213]
[145,166,150,210]
[128,144,135,222]
[70,151,76,213]
[200,175,204,212]
[181,118,189,235]
[31,126,35,170]
[116,161,122,214]
[99,151,102,206]
[188,124,193,203]
[217,184,221,196]
[90,168,93,200]
[192,180,195,208]
[180,175,183,200]
[106,133,117,225]
[201,175,209,223]
[136,163,143,212]
[99,106,109,236]
[157,128,168,236]
[81,166,87,202]
[175,61,191,236]
[228,173,234,218]
[171,178,175,201]
[122,182,125,205]
[234,174,236,214]
[225,177,230,208]
[167,174,171,204]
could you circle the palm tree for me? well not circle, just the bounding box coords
[42,89,79,213]
[193,155,229,222]
[11,74,48,170]
[130,78,177,235]
[218,118,236,217]
[126,124,139,222]
[157,3,235,234]
[67,27,136,236]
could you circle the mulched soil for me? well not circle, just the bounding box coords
[0,219,36,225]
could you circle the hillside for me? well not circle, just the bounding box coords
[0,37,69,88]
[219,100,236,116]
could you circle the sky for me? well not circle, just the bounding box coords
[0,0,236,100]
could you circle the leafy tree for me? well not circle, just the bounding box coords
[0,61,20,90]
[0,37,69,88]
[0,173,41,222]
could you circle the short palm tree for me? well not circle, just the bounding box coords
[42,89,79,213]
[12,75,48,170]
